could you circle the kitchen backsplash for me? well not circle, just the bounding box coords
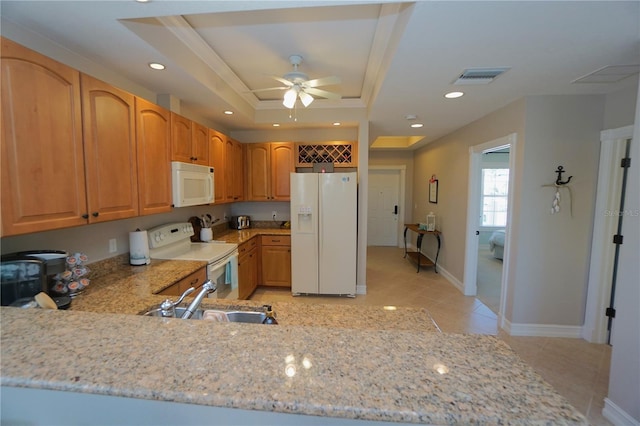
[1,202,290,263]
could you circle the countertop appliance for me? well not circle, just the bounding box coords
[290,172,357,296]
[171,161,214,208]
[148,223,239,299]
[1,250,69,307]
[229,215,251,230]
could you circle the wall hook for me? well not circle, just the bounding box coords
[554,166,572,185]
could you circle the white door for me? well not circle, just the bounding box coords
[367,169,400,246]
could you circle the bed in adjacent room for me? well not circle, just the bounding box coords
[488,230,505,260]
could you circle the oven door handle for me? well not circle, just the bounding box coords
[209,261,227,276]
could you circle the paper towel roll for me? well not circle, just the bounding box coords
[129,230,150,266]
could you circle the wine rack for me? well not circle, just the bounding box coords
[295,142,357,167]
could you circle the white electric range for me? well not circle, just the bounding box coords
[147,223,239,299]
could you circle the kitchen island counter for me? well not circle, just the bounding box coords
[0,250,586,425]
[1,307,586,425]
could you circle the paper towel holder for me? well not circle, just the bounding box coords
[129,228,150,266]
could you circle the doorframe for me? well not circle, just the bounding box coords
[463,133,517,323]
[368,165,406,247]
[583,125,634,343]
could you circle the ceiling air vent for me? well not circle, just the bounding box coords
[453,67,510,85]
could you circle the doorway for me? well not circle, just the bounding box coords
[463,133,517,325]
[476,152,510,314]
[367,166,405,247]
[584,125,634,344]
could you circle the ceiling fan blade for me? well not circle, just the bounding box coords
[249,86,289,93]
[303,87,341,100]
[305,75,340,88]
[269,76,294,86]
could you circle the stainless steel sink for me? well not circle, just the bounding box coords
[223,311,267,324]
[142,307,267,324]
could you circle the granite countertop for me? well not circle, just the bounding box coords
[0,229,587,424]
[213,227,291,244]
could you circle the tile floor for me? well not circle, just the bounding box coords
[250,246,613,426]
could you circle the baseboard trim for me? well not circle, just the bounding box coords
[356,284,367,295]
[603,398,640,426]
[502,318,583,338]
[433,263,463,293]
[404,244,463,292]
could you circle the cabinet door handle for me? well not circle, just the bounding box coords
[190,277,200,285]
[92,212,99,217]
[82,214,89,219]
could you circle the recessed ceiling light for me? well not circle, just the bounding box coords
[148,62,165,70]
[223,110,233,115]
[272,123,280,127]
[333,122,341,126]
[444,91,464,99]
[136,0,150,3]
[410,123,424,128]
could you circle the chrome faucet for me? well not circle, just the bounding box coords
[180,280,217,319]
[159,287,195,317]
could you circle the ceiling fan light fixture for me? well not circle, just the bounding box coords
[283,88,297,108]
[299,91,314,107]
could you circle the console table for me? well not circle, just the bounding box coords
[403,224,441,273]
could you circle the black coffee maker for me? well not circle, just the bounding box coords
[1,250,69,307]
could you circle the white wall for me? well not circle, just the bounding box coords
[511,95,604,326]
[603,80,639,130]
[604,79,640,425]
[410,95,611,329]
[411,99,526,288]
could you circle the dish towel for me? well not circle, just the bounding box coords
[226,254,239,289]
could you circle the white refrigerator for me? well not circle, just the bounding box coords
[290,172,357,296]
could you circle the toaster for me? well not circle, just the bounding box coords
[230,215,251,230]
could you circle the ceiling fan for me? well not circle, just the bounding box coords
[252,55,341,108]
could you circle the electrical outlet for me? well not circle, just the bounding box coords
[272,211,277,220]
[108,238,117,253]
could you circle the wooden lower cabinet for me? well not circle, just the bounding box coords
[238,238,259,300]
[157,267,206,296]
[260,235,291,287]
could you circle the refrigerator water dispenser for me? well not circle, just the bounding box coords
[296,205,314,233]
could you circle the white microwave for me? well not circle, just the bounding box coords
[171,161,214,208]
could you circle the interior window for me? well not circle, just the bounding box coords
[482,168,509,227]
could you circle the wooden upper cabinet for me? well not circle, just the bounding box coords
[136,97,172,216]
[209,129,227,204]
[246,142,293,201]
[171,113,209,166]
[232,139,245,202]
[271,143,294,200]
[191,122,210,166]
[224,138,244,202]
[170,112,192,163]
[81,74,138,223]
[1,37,87,236]
[246,144,271,201]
